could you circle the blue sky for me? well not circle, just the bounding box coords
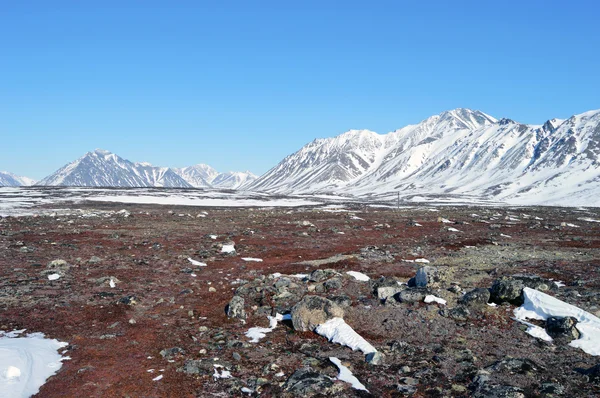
[1,0,599,179]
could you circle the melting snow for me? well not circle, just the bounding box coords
[152,374,163,381]
[245,314,291,343]
[424,295,447,305]
[212,366,232,379]
[315,317,377,354]
[414,258,430,263]
[0,330,69,398]
[329,357,368,392]
[514,287,600,355]
[109,278,116,288]
[241,258,263,262]
[221,245,235,254]
[346,271,370,281]
[47,274,60,281]
[447,227,460,232]
[577,217,600,223]
[188,258,207,266]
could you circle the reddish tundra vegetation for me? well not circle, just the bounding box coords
[1,201,600,397]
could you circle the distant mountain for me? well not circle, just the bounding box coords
[38,149,193,188]
[247,108,600,206]
[210,171,258,189]
[172,164,219,188]
[0,171,36,187]
[37,149,257,189]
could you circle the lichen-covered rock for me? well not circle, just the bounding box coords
[491,275,556,305]
[226,295,246,319]
[395,287,429,303]
[291,296,344,332]
[490,277,525,305]
[415,266,446,288]
[459,288,491,307]
[473,384,525,398]
[378,286,404,302]
[546,316,580,341]
[283,368,342,396]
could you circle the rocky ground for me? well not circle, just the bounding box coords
[1,201,600,397]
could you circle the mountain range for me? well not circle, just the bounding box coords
[247,108,600,206]
[0,171,36,187]
[2,107,600,206]
[0,149,257,189]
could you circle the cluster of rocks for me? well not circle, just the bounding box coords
[217,262,594,396]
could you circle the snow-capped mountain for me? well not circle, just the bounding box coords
[172,164,218,188]
[210,171,258,189]
[247,108,600,206]
[37,149,258,190]
[38,149,193,188]
[0,171,36,187]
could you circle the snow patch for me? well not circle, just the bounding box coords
[424,295,447,305]
[315,317,377,354]
[188,258,207,266]
[241,258,263,262]
[514,287,600,355]
[0,330,69,398]
[221,245,235,254]
[346,271,370,281]
[329,357,368,392]
[245,314,291,343]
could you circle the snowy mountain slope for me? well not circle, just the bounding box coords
[0,172,36,187]
[173,164,219,188]
[247,108,600,206]
[37,149,258,190]
[248,129,386,192]
[38,149,193,188]
[211,171,258,189]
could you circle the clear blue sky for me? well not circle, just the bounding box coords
[1,0,599,179]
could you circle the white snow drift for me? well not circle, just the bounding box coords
[0,330,69,398]
[514,287,600,356]
[315,317,377,354]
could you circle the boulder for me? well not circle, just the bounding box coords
[378,286,404,302]
[415,266,445,288]
[395,287,429,303]
[291,296,344,332]
[226,296,246,319]
[459,288,491,307]
[546,316,580,341]
[490,277,525,305]
[284,369,342,396]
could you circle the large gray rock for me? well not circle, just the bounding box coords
[415,266,445,288]
[473,384,525,398]
[459,288,491,307]
[284,368,343,396]
[377,286,404,302]
[490,277,525,305]
[546,316,580,341]
[491,275,556,305]
[396,287,429,303]
[226,296,246,319]
[291,296,344,332]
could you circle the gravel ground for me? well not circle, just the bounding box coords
[1,200,600,397]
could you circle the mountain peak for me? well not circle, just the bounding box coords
[93,149,112,156]
[438,108,497,127]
